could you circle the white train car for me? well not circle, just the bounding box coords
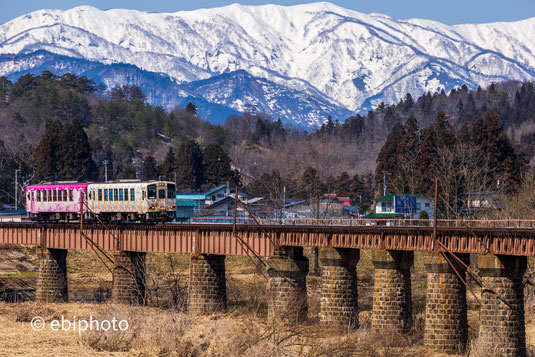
[86,180,176,222]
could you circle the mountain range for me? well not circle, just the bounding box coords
[1,2,535,127]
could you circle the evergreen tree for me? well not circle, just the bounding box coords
[0,77,12,103]
[159,147,176,180]
[394,116,421,194]
[203,144,236,186]
[34,118,97,182]
[175,140,205,191]
[58,92,92,125]
[141,155,159,181]
[185,102,197,115]
[434,111,456,149]
[57,118,98,181]
[9,73,37,100]
[400,116,420,154]
[34,120,63,181]
[375,123,405,190]
[472,111,527,192]
[415,126,437,195]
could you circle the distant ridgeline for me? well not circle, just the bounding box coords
[0,71,535,215]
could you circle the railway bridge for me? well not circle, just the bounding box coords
[1,219,535,356]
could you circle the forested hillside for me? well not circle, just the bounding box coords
[0,71,534,212]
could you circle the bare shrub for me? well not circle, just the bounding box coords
[226,273,269,316]
[80,305,139,352]
[82,326,134,352]
[146,255,188,311]
[14,302,55,322]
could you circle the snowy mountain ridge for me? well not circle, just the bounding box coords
[1,2,535,126]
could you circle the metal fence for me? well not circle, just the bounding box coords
[192,217,535,228]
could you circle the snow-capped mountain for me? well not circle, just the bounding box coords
[1,3,535,127]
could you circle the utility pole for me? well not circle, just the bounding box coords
[103,160,109,182]
[432,178,438,250]
[14,168,20,210]
[282,185,286,219]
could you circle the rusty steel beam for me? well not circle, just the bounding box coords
[1,223,535,256]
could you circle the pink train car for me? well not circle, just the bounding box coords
[25,183,89,221]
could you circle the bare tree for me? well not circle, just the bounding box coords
[434,142,502,218]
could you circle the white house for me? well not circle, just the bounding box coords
[204,185,248,206]
[366,194,434,219]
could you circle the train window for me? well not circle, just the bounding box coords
[37,191,41,202]
[98,189,102,201]
[158,188,166,199]
[131,189,135,201]
[104,189,108,201]
[125,188,129,201]
[148,184,156,199]
[119,189,124,201]
[53,189,57,202]
[63,190,67,201]
[114,189,118,201]
[43,190,47,202]
[69,189,73,201]
[167,184,176,199]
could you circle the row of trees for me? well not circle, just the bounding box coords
[376,111,527,217]
[33,121,239,191]
[34,118,97,182]
[247,166,374,214]
[145,141,240,191]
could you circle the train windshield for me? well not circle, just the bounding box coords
[148,184,156,199]
[167,184,176,199]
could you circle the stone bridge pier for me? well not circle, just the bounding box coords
[112,251,146,305]
[424,252,469,354]
[371,250,413,333]
[266,247,309,322]
[319,248,359,328]
[187,254,227,315]
[478,254,527,357]
[36,248,68,303]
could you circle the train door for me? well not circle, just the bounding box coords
[28,190,35,213]
[77,188,84,214]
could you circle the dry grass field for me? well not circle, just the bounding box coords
[0,249,534,356]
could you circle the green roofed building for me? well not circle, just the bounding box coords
[175,199,197,222]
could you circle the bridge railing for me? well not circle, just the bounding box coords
[191,217,535,228]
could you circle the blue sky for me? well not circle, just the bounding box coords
[1,0,535,26]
